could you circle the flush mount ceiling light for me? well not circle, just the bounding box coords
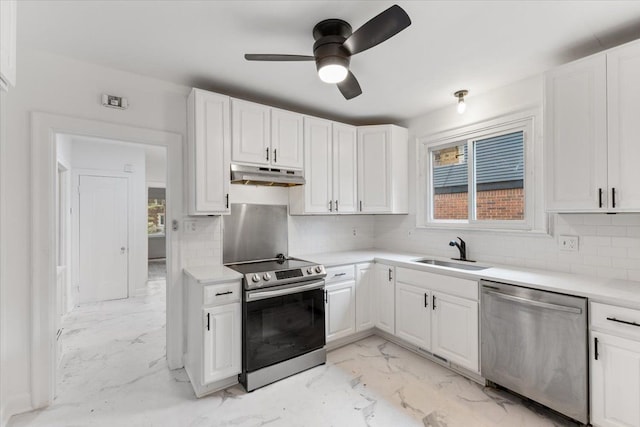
[454,90,469,114]
[244,4,411,100]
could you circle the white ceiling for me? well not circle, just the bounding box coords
[18,1,640,124]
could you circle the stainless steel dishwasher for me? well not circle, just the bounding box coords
[480,280,588,424]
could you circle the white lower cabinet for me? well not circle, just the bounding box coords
[591,302,640,427]
[394,267,479,373]
[431,291,478,371]
[203,303,241,384]
[325,280,356,342]
[375,263,396,335]
[185,274,242,397]
[395,282,430,349]
[355,263,375,331]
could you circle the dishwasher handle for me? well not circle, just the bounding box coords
[483,289,583,314]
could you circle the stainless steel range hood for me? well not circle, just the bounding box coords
[230,164,305,187]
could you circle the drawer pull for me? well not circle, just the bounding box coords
[606,316,640,328]
[594,337,599,360]
[333,272,346,277]
[215,291,233,296]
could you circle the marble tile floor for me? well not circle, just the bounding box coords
[10,280,578,427]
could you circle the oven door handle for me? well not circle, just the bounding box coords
[246,280,325,301]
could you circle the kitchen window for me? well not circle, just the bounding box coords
[418,113,542,232]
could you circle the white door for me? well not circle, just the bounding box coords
[431,292,479,372]
[355,263,375,331]
[325,281,356,342]
[79,175,128,303]
[358,126,392,213]
[304,117,333,214]
[271,108,303,169]
[333,123,358,213]
[231,99,270,166]
[203,303,241,384]
[607,40,640,210]
[395,282,430,349]
[545,54,608,211]
[375,263,395,334]
[591,331,640,427]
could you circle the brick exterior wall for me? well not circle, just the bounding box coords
[434,188,524,220]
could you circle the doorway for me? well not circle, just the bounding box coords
[31,113,184,408]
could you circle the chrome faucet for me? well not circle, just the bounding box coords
[449,237,469,261]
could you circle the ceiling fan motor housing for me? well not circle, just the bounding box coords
[312,19,353,72]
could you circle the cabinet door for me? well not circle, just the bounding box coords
[303,117,333,214]
[333,123,358,214]
[271,108,303,170]
[0,0,17,90]
[395,282,430,350]
[231,99,270,166]
[431,292,478,373]
[374,263,395,334]
[607,40,640,210]
[325,281,356,342]
[358,126,392,213]
[203,303,241,384]
[591,331,640,427]
[545,54,608,211]
[189,89,230,214]
[355,263,375,331]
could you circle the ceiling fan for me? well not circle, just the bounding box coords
[244,4,411,100]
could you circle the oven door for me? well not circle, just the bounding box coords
[243,280,325,373]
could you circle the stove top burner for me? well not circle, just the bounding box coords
[226,256,325,290]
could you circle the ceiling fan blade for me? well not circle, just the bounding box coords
[337,71,362,100]
[343,4,411,55]
[244,54,315,61]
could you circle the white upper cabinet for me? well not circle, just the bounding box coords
[333,123,358,214]
[271,108,304,169]
[546,39,640,212]
[607,41,640,210]
[357,125,408,214]
[187,89,231,215]
[289,118,357,215]
[231,99,304,170]
[231,99,271,166]
[0,0,17,90]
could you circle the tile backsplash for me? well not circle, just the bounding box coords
[374,213,640,281]
[181,217,222,267]
[289,215,375,256]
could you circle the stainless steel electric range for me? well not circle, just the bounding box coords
[223,204,327,392]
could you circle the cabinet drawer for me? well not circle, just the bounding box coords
[325,265,355,284]
[591,302,640,340]
[203,281,241,306]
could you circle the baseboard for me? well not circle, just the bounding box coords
[1,392,33,427]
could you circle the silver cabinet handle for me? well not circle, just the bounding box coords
[484,290,582,314]
[329,200,333,212]
[333,272,346,277]
[335,200,339,212]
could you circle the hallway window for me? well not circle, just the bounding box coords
[148,187,166,235]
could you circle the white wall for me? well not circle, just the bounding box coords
[145,145,166,186]
[0,48,212,421]
[375,76,640,281]
[70,137,148,297]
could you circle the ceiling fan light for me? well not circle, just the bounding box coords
[318,63,348,83]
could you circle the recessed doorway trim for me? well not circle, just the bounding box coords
[31,113,183,410]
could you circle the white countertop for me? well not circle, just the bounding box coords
[183,265,242,284]
[295,249,640,309]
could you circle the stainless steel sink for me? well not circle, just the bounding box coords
[413,258,489,271]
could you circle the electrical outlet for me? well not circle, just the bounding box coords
[184,220,197,234]
[559,235,579,251]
